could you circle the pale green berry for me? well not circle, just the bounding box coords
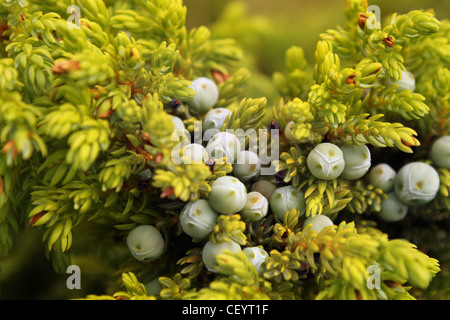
[394,162,440,206]
[209,176,248,214]
[233,150,261,181]
[240,191,268,221]
[187,77,219,113]
[430,135,450,169]
[127,225,165,262]
[340,144,371,180]
[269,185,306,220]
[303,214,334,234]
[181,143,209,164]
[171,115,185,131]
[170,115,190,144]
[250,179,277,200]
[145,278,162,295]
[388,70,415,92]
[307,143,345,180]
[138,168,152,179]
[202,239,241,272]
[378,192,408,222]
[284,121,295,141]
[243,247,269,276]
[180,199,219,239]
[203,108,232,131]
[206,131,241,163]
[369,163,396,192]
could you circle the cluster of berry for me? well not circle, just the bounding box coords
[127,77,275,271]
[179,176,334,274]
[125,74,449,275]
[370,136,449,222]
[306,142,371,181]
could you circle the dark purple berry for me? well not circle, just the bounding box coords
[275,170,288,185]
[170,99,183,109]
[298,261,310,276]
[269,121,280,131]
[138,177,150,190]
[205,158,215,174]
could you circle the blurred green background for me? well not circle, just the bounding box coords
[0,0,448,299]
[185,0,449,103]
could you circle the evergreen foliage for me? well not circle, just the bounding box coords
[0,0,448,300]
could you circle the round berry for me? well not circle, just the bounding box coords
[181,143,209,164]
[137,168,152,190]
[206,131,241,163]
[430,135,450,169]
[307,143,345,180]
[269,185,306,220]
[250,179,277,200]
[170,115,190,143]
[203,108,232,131]
[243,247,269,276]
[171,115,185,131]
[394,162,440,206]
[209,176,248,214]
[378,192,408,222]
[170,99,183,109]
[145,278,162,295]
[240,191,268,221]
[179,199,219,239]
[340,144,371,180]
[187,77,219,113]
[302,214,334,234]
[233,150,261,181]
[205,158,215,173]
[138,177,151,190]
[138,168,152,180]
[275,170,290,186]
[127,225,165,262]
[369,163,396,192]
[388,70,415,92]
[202,239,241,272]
[284,121,295,141]
[269,121,280,131]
